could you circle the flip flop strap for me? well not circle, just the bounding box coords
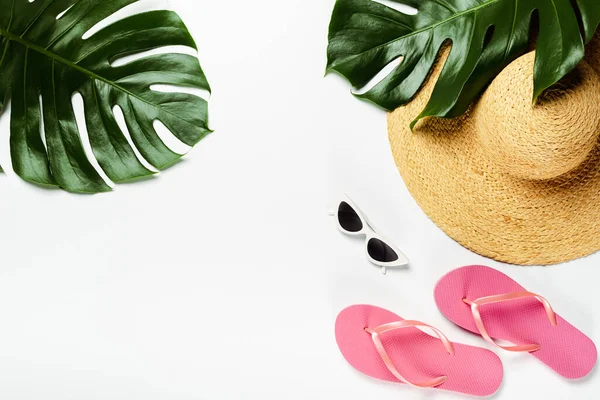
[463,291,557,352]
[365,320,454,388]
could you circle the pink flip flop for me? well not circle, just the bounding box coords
[434,265,597,379]
[335,305,503,396]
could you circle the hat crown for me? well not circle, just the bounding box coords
[474,52,600,181]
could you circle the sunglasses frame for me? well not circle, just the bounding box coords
[334,195,409,273]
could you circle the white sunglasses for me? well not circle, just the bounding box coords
[332,195,409,274]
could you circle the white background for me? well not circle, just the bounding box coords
[0,0,597,398]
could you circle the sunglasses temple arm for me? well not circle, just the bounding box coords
[357,208,382,235]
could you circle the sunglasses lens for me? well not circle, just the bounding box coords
[367,238,399,263]
[338,202,363,232]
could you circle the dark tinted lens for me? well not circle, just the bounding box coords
[338,202,363,232]
[367,238,399,263]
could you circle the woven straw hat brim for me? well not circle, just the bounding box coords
[388,40,600,266]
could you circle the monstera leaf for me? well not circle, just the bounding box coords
[327,0,600,128]
[0,0,210,193]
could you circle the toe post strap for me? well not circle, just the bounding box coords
[365,320,454,388]
[463,291,557,353]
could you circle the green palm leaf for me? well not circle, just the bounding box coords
[0,0,210,193]
[326,0,600,128]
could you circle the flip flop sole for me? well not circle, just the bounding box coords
[434,265,597,379]
[335,305,503,396]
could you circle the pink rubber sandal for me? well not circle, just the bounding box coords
[434,265,597,379]
[335,305,503,396]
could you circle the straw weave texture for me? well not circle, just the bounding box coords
[388,35,600,265]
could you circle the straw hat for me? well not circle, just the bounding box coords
[388,34,600,266]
